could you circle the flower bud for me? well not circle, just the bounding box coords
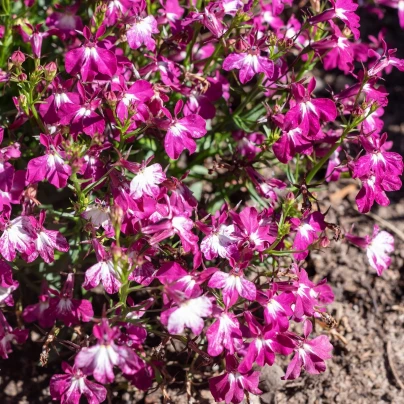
[111,204,124,228]
[10,50,26,66]
[44,62,57,81]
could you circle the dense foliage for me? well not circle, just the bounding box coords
[0,0,403,403]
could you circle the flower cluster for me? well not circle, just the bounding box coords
[0,0,401,403]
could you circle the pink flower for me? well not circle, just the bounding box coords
[286,78,337,137]
[309,0,360,40]
[0,261,18,306]
[238,312,295,373]
[126,12,159,51]
[367,40,404,76]
[207,310,243,356]
[22,281,54,328]
[208,267,256,308]
[161,295,212,335]
[129,159,166,200]
[159,100,207,160]
[65,26,117,81]
[50,362,107,404]
[0,311,29,359]
[75,320,139,384]
[283,320,333,380]
[0,214,36,262]
[209,355,262,404]
[291,211,326,260]
[345,225,394,275]
[83,241,122,294]
[26,134,71,189]
[45,274,93,326]
[26,211,69,264]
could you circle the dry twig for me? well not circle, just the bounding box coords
[386,341,404,390]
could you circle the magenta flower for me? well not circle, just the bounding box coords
[65,26,117,81]
[206,310,243,356]
[0,261,19,306]
[126,6,159,51]
[272,121,313,163]
[309,0,360,40]
[50,362,107,404]
[238,312,295,373]
[0,214,36,262]
[129,159,166,200]
[83,241,122,295]
[284,320,333,380]
[230,206,276,252]
[25,211,69,264]
[208,267,256,308]
[0,311,29,359]
[367,40,404,76]
[26,134,71,189]
[345,225,394,275]
[286,78,337,137]
[75,320,139,384]
[258,288,295,331]
[199,209,238,260]
[159,100,207,160]
[209,355,262,404]
[291,211,326,260]
[22,281,54,328]
[45,274,93,326]
[353,133,403,179]
[161,295,212,335]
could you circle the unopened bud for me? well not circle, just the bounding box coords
[111,204,124,227]
[10,50,26,66]
[44,62,57,81]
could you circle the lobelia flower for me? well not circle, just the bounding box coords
[58,84,105,137]
[291,211,326,260]
[115,79,154,123]
[238,312,295,373]
[309,0,360,40]
[245,167,287,203]
[311,22,355,74]
[65,26,117,81]
[230,206,277,252]
[82,199,113,234]
[272,119,313,163]
[158,100,207,160]
[22,281,54,328]
[0,311,29,359]
[367,40,404,76]
[198,208,238,260]
[223,35,274,84]
[0,213,37,262]
[354,172,400,213]
[257,287,295,331]
[186,3,227,38]
[208,261,256,308]
[25,211,69,264]
[353,133,403,180]
[129,158,166,200]
[286,78,337,137]
[26,134,72,189]
[345,225,394,275]
[160,294,212,335]
[0,261,19,306]
[206,309,243,356]
[83,240,123,295]
[291,268,333,320]
[50,362,107,404]
[75,319,140,384]
[142,196,199,253]
[209,355,262,404]
[46,3,83,39]
[283,320,333,380]
[45,274,93,326]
